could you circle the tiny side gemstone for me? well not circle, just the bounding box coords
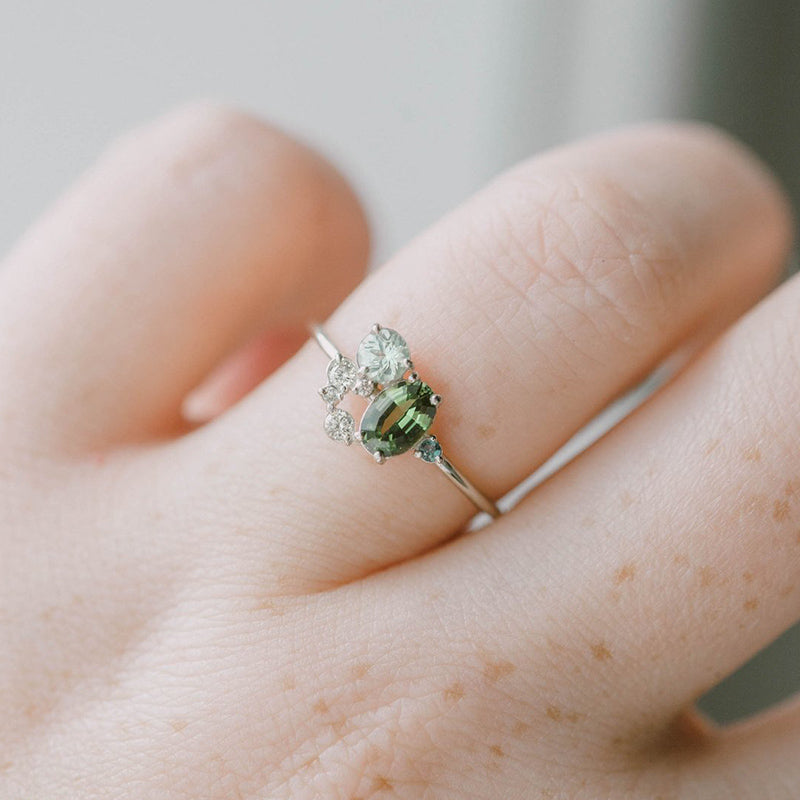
[319,384,344,405]
[353,375,375,397]
[324,408,355,443]
[326,356,358,392]
[416,436,442,462]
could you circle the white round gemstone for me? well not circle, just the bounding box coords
[353,375,375,397]
[326,356,357,391]
[319,384,344,405]
[356,327,410,384]
[324,408,355,443]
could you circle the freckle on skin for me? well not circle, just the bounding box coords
[282,675,296,691]
[546,705,562,721]
[780,585,795,597]
[313,699,329,715]
[620,491,635,509]
[703,439,721,455]
[477,423,496,439]
[351,662,371,679]
[674,554,690,567]
[512,721,530,737]
[699,566,716,587]
[490,744,505,758]
[171,720,188,732]
[744,598,759,611]
[773,499,791,522]
[743,571,754,583]
[591,643,612,661]
[372,776,393,791]
[483,659,516,682]
[785,480,799,497]
[614,563,636,585]
[444,682,465,702]
[742,494,769,516]
[743,446,762,462]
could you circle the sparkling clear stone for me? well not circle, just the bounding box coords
[326,356,357,392]
[416,436,442,462]
[353,375,375,397]
[319,384,344,405]
[324,408,355,443]
[356,327,410,384]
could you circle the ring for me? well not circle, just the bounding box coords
[311,323,501,519]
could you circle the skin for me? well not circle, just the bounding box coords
[0,103,799,799]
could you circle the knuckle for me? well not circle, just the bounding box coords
[103,102,308,189]
[482,165,689,345]
[99,102,367,263]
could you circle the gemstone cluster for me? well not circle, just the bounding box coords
[318,324,441,463]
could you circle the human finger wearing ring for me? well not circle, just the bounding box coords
[1,106,797,799]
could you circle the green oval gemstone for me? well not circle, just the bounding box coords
[360,379,437,457]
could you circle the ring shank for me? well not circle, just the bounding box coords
[436,455,500,518]
[311,324,341,360]
[310,323,500,520]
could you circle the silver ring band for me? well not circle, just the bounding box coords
[311,323,500,520]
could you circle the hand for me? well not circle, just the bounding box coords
[1,104,796,799]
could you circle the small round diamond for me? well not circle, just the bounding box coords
[357,327,410,384]
[416,436,442,462]
[353,375,375,397]
[319,384,344,405]
[326,356,357,392]
[324,408,355,443]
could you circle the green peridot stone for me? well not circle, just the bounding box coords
[360,379,436,457]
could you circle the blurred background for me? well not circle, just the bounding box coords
[1,0,798,724]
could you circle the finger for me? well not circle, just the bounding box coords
[433,268,800,739]
[0,103,369,452]
[175,123,789,591]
